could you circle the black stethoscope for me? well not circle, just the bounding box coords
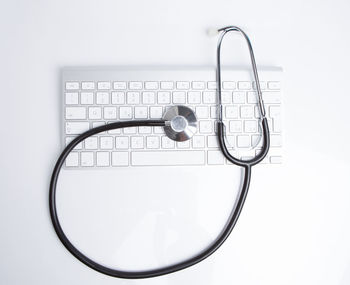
[49,26,270,279]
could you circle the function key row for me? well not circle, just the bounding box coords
[65,81,280,91]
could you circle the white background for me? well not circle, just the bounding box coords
[1,0,350,284]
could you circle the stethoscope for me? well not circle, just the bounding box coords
[49,26,270,279]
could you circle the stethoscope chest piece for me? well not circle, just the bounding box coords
[163,105,197,142]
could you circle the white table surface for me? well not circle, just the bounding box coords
[1,0,350,284]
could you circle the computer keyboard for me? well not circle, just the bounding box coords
[62,66,283,168]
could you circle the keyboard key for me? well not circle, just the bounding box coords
[210,106,218,119]
[233,91,246,103]
[252,134,262,147]
[207,136,219,148]
[226,135,235,148]
[142,92,155,104]
[65,122,89,135]
[273,117,282,133]
[81,82,95,90]
[192,81,205,90]
[253,81,267,90]
[223,81,236,90]
[89,107,102,119]
[112,152,129,166]
[270,156,282,163]
[247,92,258,103]
[113,81,127,90]
[65,152,79,167]
[81,152,94,166]
[129,81,142,90]
[268,81,281,90]
[225,106,239,118]
[111,92,125,104]
[65,82,79,90]
[176,81,190,89]
[134,106,148,119]
[92,121,105,129]
[207,81,217,90]
[262,92,281,103]
[160,81,174,90]
[66,107,86,119]
[270,134,282,147]
[146,136,160,149]
[123,127,137,134]
[85,137,98,149]
[221,92,232,104]
[96,92,109,104]
[131,136,144,149]
[196,106,209,119]
[65,137,83,149]
[192,135,205,148]
[199,121,213,133]
[208,151,224,165]
[81,92,93,104]
[237,135,250,147]
[139,126,152,134]
[96,152,110,166]
[173,91,186,104]
[100,136,113,149]
[238,81,251,90]
[97,82,111,90]
[188,91,201,104]
[161,136,175,149]
[127,92,140,104]
[150,106,163,119]
[177,140,190,149]
[244,120,257,133]
[115,137,129,149]
[240,106,253,118]
[103,107,117,119]
[229,120,242,133]
[119,107,132,119]
[145,81,159,90]
[65,92,79,105]
[153,127,164,134]
[131,151,205,166]
[158,92,171,104]
[203,91,216,104]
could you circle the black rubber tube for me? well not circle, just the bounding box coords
[49,120,252,279]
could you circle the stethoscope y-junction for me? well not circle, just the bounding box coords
[49,26,270,279]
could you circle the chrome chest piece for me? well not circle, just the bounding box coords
[163,105,198,142]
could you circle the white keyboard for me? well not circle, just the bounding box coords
[62,66,283,168]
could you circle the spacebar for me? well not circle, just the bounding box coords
[131,151,205,166]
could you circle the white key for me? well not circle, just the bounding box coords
[262,92,281,104]
[82,82,95,90]
[269,106,281,117]
[103,107,117,119]
[158,92,170,104]
[111,92,125,104]
[247,92,258,103]
[131,136,144,149]
[96,152,110,166]
[119,107,132,119]
[226,135,235,148]
[244,120,257,133]
[96,92,109,104]
[207,136,219,148]
[81,92,93,104]
[203,91,216,104]
[172,91,186,104]
[129,81,142,90]
[145,81,159,90]
[160,81,174,90]
[161,136,175,149]
[233,91,246,103]
[135,106,148,119]
[112,152,129,166]
[92,121,105,129]
[176,81,190,90]
[237,135,250,147]
[210,106,218,119]
[199,121,213,133]
[153,127,164,134]
[65,137,83,149]
[225,106,238,118]
[177,140,190,149]
[123,127,137,134]
[223,81,236,90]
[131,151,205,166]
[97,82,111,90]
[192,136,205,148]
[240,106,253,118]
[188,91,201,104]
[270,134,282,147]
[100,137,113,149]
[65,122,89,135]
[126,92,140,104]
[89,107,102,119]
[196,106,209,119]
[238,81,251,90]
[273,117,282,133]
[65,82,79,90]
[139,126,152,134]
[115,137,129,149]
[107,127,121,135]
[65,152,79,167]
[253,81,267,90]
[192,81,205,90]
[85,137,98,149]
[65,92,78,105]
[207,81,217,90]
[268,81,281,90]
[229,120,242,133]
[221,92,232,104]
[252,134,262,147]
[207,151,224,165]
[142,92,155,104]
[150,106,163,119]
[66,107,86,119]
[81,152,94,167]
[146,136,160,149]
[270,156,282,164]
[113,81,127,90]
